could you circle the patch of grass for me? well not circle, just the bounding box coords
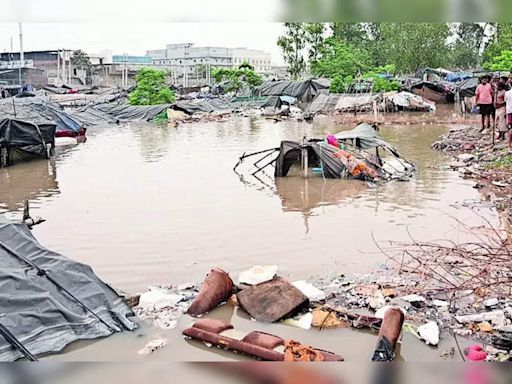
[485,155,512,170]
[153,110,168,125]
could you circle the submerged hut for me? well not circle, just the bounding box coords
[0,118,55,168]
[235,123,416,182]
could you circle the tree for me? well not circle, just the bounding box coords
[483,50,512,71]
[377,23,451,74]
[331,23,369,46]
[448,23,490,69]
[70,50,91,69]
[483,23,512,63]
[363,65,400,92]
[129,68,175,106]
[211,64,263,93]
[277,23,307,79]
[311,37,371,79]
[304,23,326,63]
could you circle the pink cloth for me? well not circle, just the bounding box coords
[465,345,487,361]
[476,83,493,105]
[326,134,340,148]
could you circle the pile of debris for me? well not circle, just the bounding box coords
[432,125,512,229]
[131,256,511,362]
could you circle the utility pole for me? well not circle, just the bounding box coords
[18,22,24,85]
[56,50,60,84]
[61,49,65,83]
[9,36,12,65]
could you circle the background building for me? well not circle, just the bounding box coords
[0,50,74,86]
[146,43,272,87]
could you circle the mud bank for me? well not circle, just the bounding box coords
[432,124,512,232]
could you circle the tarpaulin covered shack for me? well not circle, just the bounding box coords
[0,216,137,361]
[0,97,83,137]
[255,79,330,103]
[274,123,416,180]
[0,118,56,167]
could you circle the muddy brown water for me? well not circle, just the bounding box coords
[0,114,497,362]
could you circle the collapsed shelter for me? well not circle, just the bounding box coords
[0,216,136,361]
[235,123,416,182]
[0,118,55,168]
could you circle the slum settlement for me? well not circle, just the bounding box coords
[1,57,512,366]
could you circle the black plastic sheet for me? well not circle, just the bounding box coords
[0,217,137,361]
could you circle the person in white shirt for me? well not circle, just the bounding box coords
[506,86,512,152]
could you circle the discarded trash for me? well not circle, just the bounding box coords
[455,310,506,326]
[322,305,382,329]
[187,268,234,317]
[368,291,386,310]
[238,265,278,285]
[457,154,475,163]
[484,298,499,308]
[465,345,487,361]
[477,321,493,333]
[492,333,512,351]
[417,321,440,346]
[440,348,455,360]
[311,308,349,329]
[400,294,426,303]
[375,305,406,319]
[139,287,184,311]
[182,318,342,361]
[432,300,449,307]
[236,277,308,323]
[292,281,326,302]
[283,340,324,362]
[381,288,397,298]
[282,312,313,330]
[138,338,167,355]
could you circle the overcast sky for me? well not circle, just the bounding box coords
[0,22,287,65]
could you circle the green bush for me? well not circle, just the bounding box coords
[129,68,175,106]
[483,50,512,71]
[212,64,263,93]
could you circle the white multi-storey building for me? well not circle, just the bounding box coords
[145,43,272,87]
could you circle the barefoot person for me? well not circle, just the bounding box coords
[475,75,494,132]
[506,84,512,153]
[495,82,508,140]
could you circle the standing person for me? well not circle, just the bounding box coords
[495,82,508,140]
[475,76,494,132]
[506,84,512,153]
[507,71,512,88]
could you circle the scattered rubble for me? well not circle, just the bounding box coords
[134,284,198,329]
[236,277,309,323]
[432,124,512,230]
[182,318,343,362]
[238,265,278,285]
[417,321,440,346]
[131,258,511,362]
[282,312,313,330]
[292,280,326,302]
[187,268,234,317]
[138,338,167,355]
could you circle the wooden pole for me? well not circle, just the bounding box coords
[12,97,16,118]
[302,147,308,178]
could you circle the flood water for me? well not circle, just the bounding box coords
[0,114,498,363]
[0,116,495,294]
